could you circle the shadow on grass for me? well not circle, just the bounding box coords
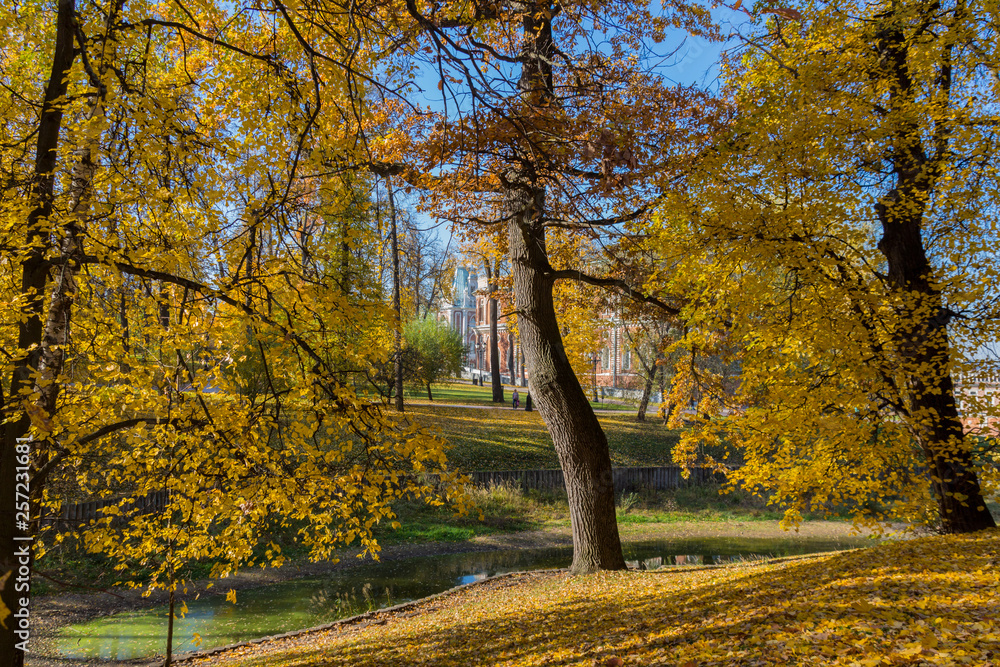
[230,530,1000,667]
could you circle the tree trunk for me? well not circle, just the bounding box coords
[507,337,515,383]
[426,383,433,401]
[507,191,626,574]
[875,12,994,533]
[1,3,76,663]
[485,264,504,403]
[498,0,625,573]
[489,309,503,402]
[636,372,654,423]
[520,346,526,386]
[878,213,995,531]
[165,587,175,667]
[636,349,664,422]
[387,178,404,412]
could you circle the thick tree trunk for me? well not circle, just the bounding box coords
[1,2,76,663]
[507,192,626,574]
[499,0,625,573]
[878,210,995,532]
[875,11,995,533]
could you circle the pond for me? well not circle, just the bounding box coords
[52,535,868,661]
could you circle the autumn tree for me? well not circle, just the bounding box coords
[654,0,998,531]
[363,0,720,572]
[0,1,469,663]
[553,277,606,403]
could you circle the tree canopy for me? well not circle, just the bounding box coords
[0,0,470,661]
[651,0,999,531]
[402,316,465,399]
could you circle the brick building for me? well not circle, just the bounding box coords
[438,266,648,395]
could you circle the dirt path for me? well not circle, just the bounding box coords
[29,520,880,667]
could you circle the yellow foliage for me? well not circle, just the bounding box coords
[1,0,472,604]
[648,0,1000,529]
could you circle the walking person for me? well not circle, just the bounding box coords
[512,388,520,409]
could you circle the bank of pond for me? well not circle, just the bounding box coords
[50,534,870,661]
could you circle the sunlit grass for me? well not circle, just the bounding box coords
[403,404,681,470]
[400,380,638,412]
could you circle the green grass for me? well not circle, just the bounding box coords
[401,380,638,412]
[373,488,542,545]
[404,404,681,470]
[612,485,795,522]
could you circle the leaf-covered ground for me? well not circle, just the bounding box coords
[192,529,1000,666]
[405,405,681,470]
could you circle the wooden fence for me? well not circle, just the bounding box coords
[38,489,170,529]
[464,466,725,493]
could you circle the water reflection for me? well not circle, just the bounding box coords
[53,535,867,660]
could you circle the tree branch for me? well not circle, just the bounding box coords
[549,268,681,316]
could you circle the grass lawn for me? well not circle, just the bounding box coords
[188,528,1000,667]
[402,404,681,471]
[401,380,639,412]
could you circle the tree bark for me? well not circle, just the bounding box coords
[878,214,994,531]
[1,1,76,663]
[165,587,175,667]
[875,10,994,533]
[507,192,626,574]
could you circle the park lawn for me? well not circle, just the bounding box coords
[190,528,1000,667]
[401,380,637,412]
[403,404,680,470]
